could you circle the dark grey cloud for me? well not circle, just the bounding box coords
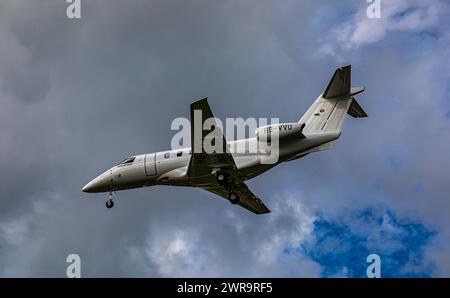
[0,0,449,277]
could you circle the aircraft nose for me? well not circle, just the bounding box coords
[81,181,94,193]
[82,179,101,193]
[82,173,111,193]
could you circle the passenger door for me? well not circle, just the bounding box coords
[144,153,156,176]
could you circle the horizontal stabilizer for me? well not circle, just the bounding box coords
[347,98,368,118]
[350,86,365,97]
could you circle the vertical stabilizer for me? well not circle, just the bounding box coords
[298,65,367,138]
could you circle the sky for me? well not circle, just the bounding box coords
[0,0,449,277]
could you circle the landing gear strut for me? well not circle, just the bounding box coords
[106,192,114,209]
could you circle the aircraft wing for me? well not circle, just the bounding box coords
[187,98,270,214]
[203,183,271,214]
[187,98,237,177]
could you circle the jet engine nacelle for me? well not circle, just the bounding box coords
[255,122,305,141]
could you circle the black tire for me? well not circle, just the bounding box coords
[106,200,114,209]
[228,192,240,204]
[216,173,227,184]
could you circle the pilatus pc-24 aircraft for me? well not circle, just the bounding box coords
[82,65,367,214]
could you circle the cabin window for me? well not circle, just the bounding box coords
[118,156,135,165]
[164,152,170,159]
[177,151,182,157]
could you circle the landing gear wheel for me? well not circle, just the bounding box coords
[106,199,114,209]
[106,191,114,209]
[216,172,227,185]
[228,192,240,204]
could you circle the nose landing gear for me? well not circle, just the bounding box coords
[106,192,114,209]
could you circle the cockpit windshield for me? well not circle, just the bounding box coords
[118,156,135,165]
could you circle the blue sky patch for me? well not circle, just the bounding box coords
[297,207,435,277]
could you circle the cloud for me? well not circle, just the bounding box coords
[0,1,65,104]
[0,26,50,103]
[319,0,444,57]
[143,229,212,277]
[124,194,321,277]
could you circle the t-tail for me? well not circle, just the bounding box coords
[298,65,367,151]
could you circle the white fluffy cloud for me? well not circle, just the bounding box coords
[125,194,321,277]
[319,0,444,57]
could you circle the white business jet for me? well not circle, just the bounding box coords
[82,65,367,214]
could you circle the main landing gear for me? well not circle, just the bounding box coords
[106,191,114,209]
[215,172,227,184]
[214,170,240,204]
[228,192,240,204]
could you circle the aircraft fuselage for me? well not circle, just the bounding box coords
[81,131,339,193]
